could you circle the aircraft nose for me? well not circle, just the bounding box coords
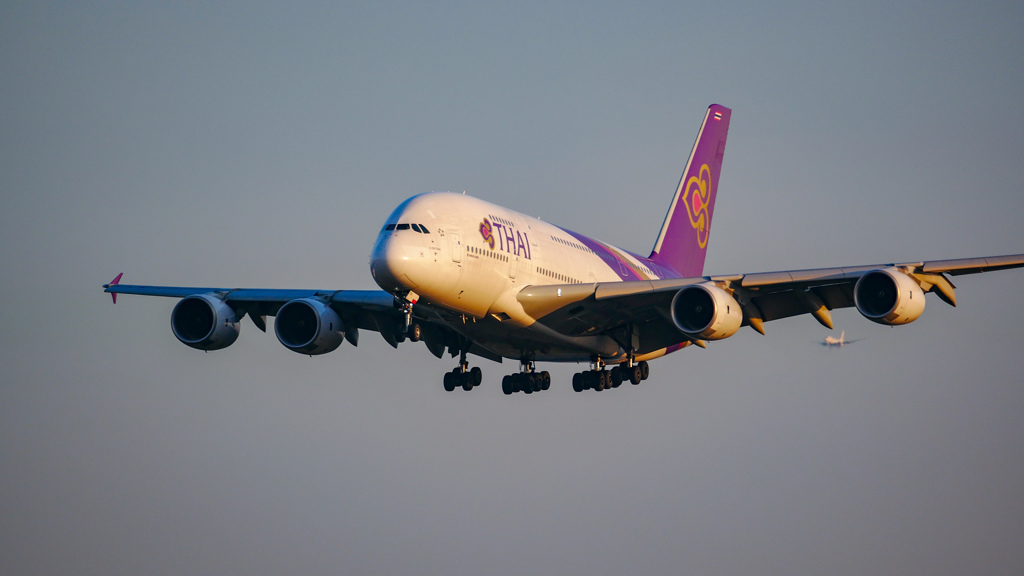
[370,233,423,293]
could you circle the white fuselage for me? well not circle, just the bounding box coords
[369,192,680,362]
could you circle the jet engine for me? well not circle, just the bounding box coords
[854,268,925,325]
[171,294,240,351]
[670,283,743,340]
[275,298,345,355]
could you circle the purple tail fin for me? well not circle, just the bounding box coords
[649,104,731,277]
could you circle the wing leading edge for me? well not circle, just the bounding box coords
[103,279,502,361]
[517,253,1024,353]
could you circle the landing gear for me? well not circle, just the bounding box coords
[501,371,551,395]
[442,347,482,392]
[443,365,482,391]
[572,359,649,392]
[502,359,550,395]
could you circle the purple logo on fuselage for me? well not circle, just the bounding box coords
[479,218,496,249]
[479,218,531,260]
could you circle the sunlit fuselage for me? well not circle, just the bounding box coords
[369,192,683,362]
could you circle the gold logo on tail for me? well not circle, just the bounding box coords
[682,164,712,248]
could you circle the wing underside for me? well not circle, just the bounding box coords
[104,252,1023,363]
[103,282,488,357]
[517,253,1024,354]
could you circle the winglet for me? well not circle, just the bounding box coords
[105,272,123,303]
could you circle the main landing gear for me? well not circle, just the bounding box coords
[572,359,649,392]
[502,360,551,395]
[444,365,482,391]
[443,347,481,391]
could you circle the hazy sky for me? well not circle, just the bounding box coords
[2,2,1023,575]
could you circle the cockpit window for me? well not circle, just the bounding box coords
[396,223,411,230]
[418,224,430,234]
[384,223,397,231]
[411,223,422,233]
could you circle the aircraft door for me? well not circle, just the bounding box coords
[450,233,462,263]
[509,254,519,280]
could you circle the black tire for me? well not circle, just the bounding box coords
[572,373,583,392]
[639,361,650,380]
[502,375,513,395]
[470,366,482,387]
[407,323,422,342]
[443,372,455,392]
[610,367,623,387]
[541,371,551,390]
[629,365,642,385]
[461,373,473,391]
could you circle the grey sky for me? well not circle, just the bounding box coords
[2,2,1023,575]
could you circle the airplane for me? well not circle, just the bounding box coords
[103,104,1024,395]
[822,330,863,348]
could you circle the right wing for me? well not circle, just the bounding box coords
[516,253,1024,354]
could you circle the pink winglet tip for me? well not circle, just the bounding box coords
[108,272,123,304]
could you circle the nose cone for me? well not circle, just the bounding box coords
[370,232,423,293]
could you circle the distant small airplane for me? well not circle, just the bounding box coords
[822,331,862,348]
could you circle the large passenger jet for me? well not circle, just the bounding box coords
[104,105,1024,395]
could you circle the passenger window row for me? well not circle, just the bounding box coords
[549,234,593,254]
[538,266,578,284]
[468,245,508,262]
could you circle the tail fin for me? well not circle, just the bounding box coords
[650,104,731,277]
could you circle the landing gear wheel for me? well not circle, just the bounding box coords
[461,372,473,391]
[470,366,482,387]
[502,375,513,395]
[572,373,583,392]
[639,361,650,380]
[407,323,422,342]
[540,371,551,391]
[443,372,456,392]
[610,367,623,388]
[629,364,642,385]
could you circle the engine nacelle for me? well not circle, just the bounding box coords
[670,283,743,341]
[854,268,926,325]
[275,298,345,355]
[171,294,240,351]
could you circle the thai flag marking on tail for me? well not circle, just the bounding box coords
[714,111,723,121]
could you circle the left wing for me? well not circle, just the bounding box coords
[105,278,419,348]
[517,253,1024,353]
[104,278,499,360]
